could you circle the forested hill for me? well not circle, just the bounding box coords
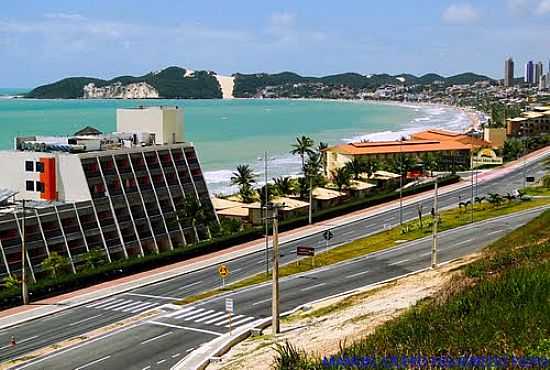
[26,67,222,99]
[232,71,493,97]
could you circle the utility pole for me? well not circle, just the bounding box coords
[470,132,474,223]
[399,137,403,228]
[308,176,313,225]
[271,205,280,335]
[264,152,269,276]
[522,146,527,189]
[431,180,438,269]
[21,199,29,305]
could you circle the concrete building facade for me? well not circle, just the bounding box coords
[504,57,514,87]
[0,107,217,280]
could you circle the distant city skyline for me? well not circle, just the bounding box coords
[1,0,550,87]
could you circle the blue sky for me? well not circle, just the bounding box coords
[1,0,549,87]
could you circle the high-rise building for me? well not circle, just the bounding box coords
[0,106,218,280]
[504,57,514,87]
[525,61,534,84]
[535,61,544,85]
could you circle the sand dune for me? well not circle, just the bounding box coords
[215,74,235,99]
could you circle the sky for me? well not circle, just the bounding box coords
[1,0,549,87]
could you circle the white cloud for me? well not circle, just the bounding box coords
[442,3,480,24]
[269,12,296,29]
[44,13,86,21]
[536,0,550,14]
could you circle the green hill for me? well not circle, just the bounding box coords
[26,67,222,99]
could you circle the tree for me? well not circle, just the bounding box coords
[503,139,525,162]
[230,164,257,203]
[290,136,315,172]
[363,158,380,179]
[487,193,503,207]
[82,249,106,270]
[273,176,295,196]
[179,196,207,242]
[391,154,417,176]
[421,153,438,177]
[41,251,70,278]
[504,192,516,202]
[257,184,274,208]
[332,167,352,192]
[345,157,365,180]
[3,275,19,290]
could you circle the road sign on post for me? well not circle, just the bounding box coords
[323,230,334,241]
[225,298,234,335]
[526,176,535,183]
[297,246,315,257]
[218,264,230,288]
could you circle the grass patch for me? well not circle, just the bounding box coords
[274,209,550,368]
[177,196,550,305]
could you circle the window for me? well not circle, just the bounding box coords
[26,181,34,191]
[36,181,44,193]
[35,162,44,173]
[25,161,34,172]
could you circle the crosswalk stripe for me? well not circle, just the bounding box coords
[215,314,244,326]
[86,298,117,308]
[99,299,135,310]
[121,301,152,312]
[226,316,255,327]
[173,308,205,320]
[113,301,147,311]
[182,309,215,321]
[130,302,159,313]
[164,307,196,318]
[92,298,125,309]
[194,311,226,323]
[203,313,232,325]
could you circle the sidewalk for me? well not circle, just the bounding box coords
[1,146,548,330]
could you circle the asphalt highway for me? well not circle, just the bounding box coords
[16,206,548,370]
[0,155,547,367]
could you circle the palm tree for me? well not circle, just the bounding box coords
[290,136,315,172]
[487,193,503,207]
[504,192,516,202]
[304,152,323,181]
[421,153,438,177]
[230,164,257,188]
[179,196,207,242]
[238,183,256,203]
[474,196,485,205]
[273,176,295,196]
[41,251,70,278]
[332,167,352,192]
[345,157,365,180]
[257,185,274,208]
[391,154,416,176]
[363,158,379,179]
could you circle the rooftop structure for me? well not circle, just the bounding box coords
[0,106,217,280]
[506,106,550,137]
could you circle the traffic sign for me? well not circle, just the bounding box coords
[225,298,234,313]
[218,264,230,278]
[526,176,535,183]
[297,246,315,257]
[323,230,334,241]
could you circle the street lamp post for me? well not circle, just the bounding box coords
[20,199,29,305]
[263,152,269,276]
[470,133,474,223]
[308,176,313,225]
[399,137,403,228]
[431,180,438,269]
[270,205,280,335]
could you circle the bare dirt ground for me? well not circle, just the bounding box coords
[208,254,479,370]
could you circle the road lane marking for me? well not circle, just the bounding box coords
[454,239,473,246]
[388,259,409,266]
[225,316,255,327]
[129,302,160,313]
[163,306,197,318]
[96,299,134,310]
[75,355,111,370]
[142,366,151,370]
[301,283,326,292]
[114,301,147,312]
[157,359,166,364]
[147,320,223,336]
[69,314,103,326]
[172,353,181,358]
[346,270,368,279]
[195,311,225,323]
[181,309,215,321]
[140,331,173,345]
[172,308,204,319]
[215,315,244,326]
[419,252,431,257]
[204,314,233,325]
[252,298,271,306]
[125,293,180,300]
[177,281,202,290]
[487,230,503,235]
[86,298,120,308]
[186,347,195,353]
[232,268,243,273]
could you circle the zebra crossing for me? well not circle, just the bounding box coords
[85,297,161,314]
[164,306,258,329]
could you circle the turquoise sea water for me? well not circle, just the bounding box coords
[0,98,469,194]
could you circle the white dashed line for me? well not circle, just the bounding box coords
[252,298,271,306]
[388,259,409,266]
[157,359,166,365]
[177,281,202,291]
[346,270,369,279]
[300,283,326,292]
[171,353,181,358]
[140,331,173,345]
[75,355,111,370]
[69,314,103,326]
[455,239,473,246]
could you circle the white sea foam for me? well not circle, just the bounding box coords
[207,102,472,195]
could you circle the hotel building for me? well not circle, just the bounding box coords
[506,106,550,138]
[0,106,217,280]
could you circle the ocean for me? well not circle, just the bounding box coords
[0,97,471,194]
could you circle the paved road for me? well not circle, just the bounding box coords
[0,155,547,365]
[15,206,548,370]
